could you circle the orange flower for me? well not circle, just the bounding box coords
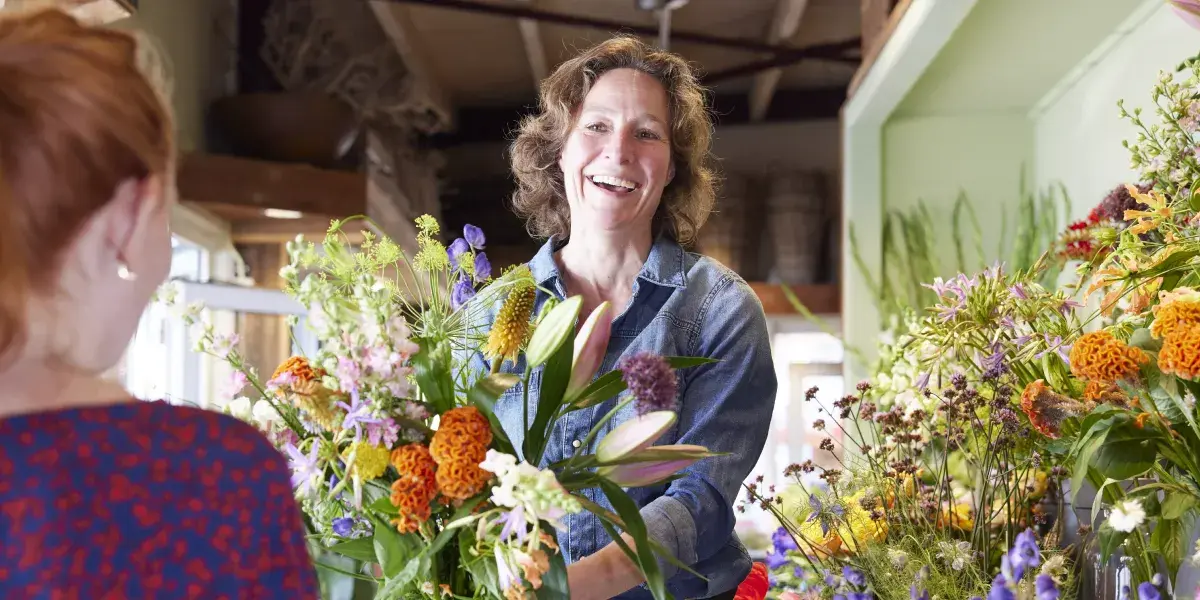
[436,457,491,500]
[438,407,493,444]
[1159,324,1200,380]
[431,430,488,464]
[1021,380,1086,439]
[1084,379,1129,406]
[271,355,324,385]
[1068,331,1148,382]
[1151,297,1200,339]
[389,444,438,533]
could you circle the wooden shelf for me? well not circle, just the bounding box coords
[748,282,840,316]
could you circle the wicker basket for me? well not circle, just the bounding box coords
[696,173,750,272]
[766,171,826,284]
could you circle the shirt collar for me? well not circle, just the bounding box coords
[528,234,688,294]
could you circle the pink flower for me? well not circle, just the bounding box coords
[266,370,296,392]
[336,356,361,391]
[1171,0,1200,30]
[223,370,248,399]
[366,419,400,447]
[210,333,239,359]
[565,302,612,403]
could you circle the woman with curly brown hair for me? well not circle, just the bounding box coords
[475,36,777,600]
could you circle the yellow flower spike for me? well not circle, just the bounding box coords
[485,281,536,365]
[343,441,391,482]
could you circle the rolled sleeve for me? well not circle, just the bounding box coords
[643,276,777,576]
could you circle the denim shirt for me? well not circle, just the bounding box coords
[465,236,777,599]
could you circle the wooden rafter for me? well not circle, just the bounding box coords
[367,0,455,129]
[848,0,911,98]
[515,0,550,87]
[748,0,811,122]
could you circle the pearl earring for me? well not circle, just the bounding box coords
[117,261,138,281]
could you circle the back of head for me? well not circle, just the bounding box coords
[0,8,174,369]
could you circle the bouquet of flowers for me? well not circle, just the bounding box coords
[170,216,716,599]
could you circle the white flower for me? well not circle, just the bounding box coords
[888,548,908,569]
[1109,499,1146,533]
[210,333,240,359]
[1191,538,1200,566]
[936,540,973,571]
[223,396,253,421]
[252,400,285,430]
[480,450,518,479]
[419,582,435,595]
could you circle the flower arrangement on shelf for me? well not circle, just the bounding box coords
[764,18,1200,600]
[164,216,717,600]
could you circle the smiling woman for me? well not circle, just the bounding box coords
[470,36,779,600]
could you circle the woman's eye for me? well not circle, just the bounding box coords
[638,130,662,140]
[585,122,607,132]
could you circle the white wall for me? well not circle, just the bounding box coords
[883,113,1032,272]
[1034,4,1200,220]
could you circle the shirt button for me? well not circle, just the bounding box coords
[572,440,582,448]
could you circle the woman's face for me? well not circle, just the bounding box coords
[558,68,674,237]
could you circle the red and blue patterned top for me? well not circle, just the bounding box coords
[0,400,319,599]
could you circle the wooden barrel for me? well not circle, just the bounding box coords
[766,171,826,284]
[695,173,749,272]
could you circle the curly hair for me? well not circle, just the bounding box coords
[509,35,716,245]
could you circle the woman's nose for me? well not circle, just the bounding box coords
[603,130,635,164]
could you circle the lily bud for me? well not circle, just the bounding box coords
[565,302,612,403]
[1170,0,1200,30]
[596,411,676,463]
[602,458,700,488]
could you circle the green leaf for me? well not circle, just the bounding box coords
[413,337,455,414]
[373,516,421,578]
[327,537,378,562]
[664,356,719,370]
[376,554,428,599]
[1099,525,1130,564]
[526,296,582,368]
[1090,428,1158,481]
[1163,492,1199,520]
[1141,249,1199,280]
[368,496,400,517]
[1151,515,1188,580]
[459,528,501,598]
[426,496,484,557]
[534,525,570,599]
[570,371,627,410]
[1072,432,1108,504]
[468,374,519,456]
[525,305,577,463]
[598,479,669,600]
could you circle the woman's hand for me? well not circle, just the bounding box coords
[566,537,647,600]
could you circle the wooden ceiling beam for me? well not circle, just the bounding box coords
[177,153,367,219]
[367,0,455,130]
[515,0,550,88]
[748,0,811,122]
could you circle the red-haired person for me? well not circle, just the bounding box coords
[0,9,318,598]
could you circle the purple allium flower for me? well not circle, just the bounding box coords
[332,517,354,537]
[1036,575,1059,600]
[617,352,678,415]
[451,277,476,311]
[923,277,950,298]
[1097,183,1152,222]
[463,224,486,248]
[842,566,866,587]
[447,237,470,264]
[474,252,492,282]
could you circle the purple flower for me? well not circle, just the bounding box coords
[447,238,470,264]
[1035,575,1059,600]
[451,277,476,310]
[464,224,486,248]
[617,352,678,416]
[474,252,492,282]
[495,504,528,543]
[842,566,866,587]
[1036,334,1072,364]
[1136,582,1160,600]
[915,372,931,390]
[338,388,382,442]
[923,277,950,298]
[1058,298,1084,316]
[366,418,400,447]
[286,441,322,497]
[764,549,788,570]
[772,526,798,554]
[1000,315,1018,330]
[847,593,873,600]
[1008,529,1041,580]
[1008,284,1029,300]
[332,517,354,537]
[988,573,1015,600]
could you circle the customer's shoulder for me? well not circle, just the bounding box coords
[139,402,290,468]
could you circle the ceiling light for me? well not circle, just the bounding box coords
[264,208,304,220]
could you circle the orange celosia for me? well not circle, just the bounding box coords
[389,444,438,533]
[1151,299,1200,339]
[436,457,491,500]
[272,355,324,385]
[1068,331,1148,383]
[1158,324,1200,380]
[430,430,488,464]
[437,407,493,445]
[1021,380,1086,439]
